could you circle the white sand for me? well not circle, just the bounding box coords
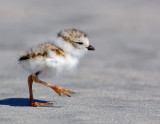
[0,0,160,124]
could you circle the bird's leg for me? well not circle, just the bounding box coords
[32,73,75,97]
[28,75,53,107]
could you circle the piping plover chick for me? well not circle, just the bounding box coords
[19,29,95,107]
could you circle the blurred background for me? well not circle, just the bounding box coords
[0,0,160,123]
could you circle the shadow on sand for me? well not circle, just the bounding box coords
[0,98,50,107]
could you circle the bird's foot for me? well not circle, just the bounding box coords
[30,101,53,107]
[52,86,75,97]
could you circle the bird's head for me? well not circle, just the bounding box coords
[56,29,95,57]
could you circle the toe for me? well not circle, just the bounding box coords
[30,102,53,107]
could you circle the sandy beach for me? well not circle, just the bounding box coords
[0,0,160,123]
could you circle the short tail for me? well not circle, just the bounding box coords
[19,56,29,61]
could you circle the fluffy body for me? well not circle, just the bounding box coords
[19,29,95,107]
[19,29,90,77]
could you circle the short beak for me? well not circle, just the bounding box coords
[87,45,95,50]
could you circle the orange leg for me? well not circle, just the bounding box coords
[28,74,75,107]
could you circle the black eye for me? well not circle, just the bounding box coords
[77,42,83,45]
